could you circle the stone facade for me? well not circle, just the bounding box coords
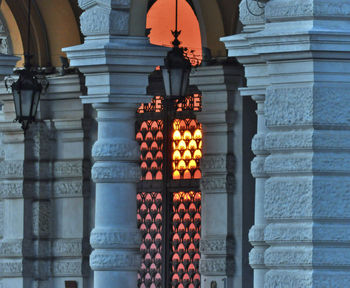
[0,72,93,288]
[1,0,350,287]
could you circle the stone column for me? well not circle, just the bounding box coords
[226,0,350,286]
[63,1,167,287]
[190,63,249,288]
[0,54,32,288]
[222,2,269,287]
[40,74,93,287]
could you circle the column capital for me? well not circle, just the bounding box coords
[63,36,167,105]
[78,0,132,37]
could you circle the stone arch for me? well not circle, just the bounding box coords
[3,0,81,68]
[128,0,227,57]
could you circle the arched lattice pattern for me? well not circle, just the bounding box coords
[136,93,202,288]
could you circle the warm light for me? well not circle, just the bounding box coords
[173,130,181,140]
[173,121,180,130]
[189,160,197,169]
[183,150,192,160]
[173,150,181,160]
[184,130,192,140]
[172,118,202,180]
[184,169,191,179]
[178,140,187,150]
[189,140,197,150]
[194,129,202,140]
[194,150,202,159]
[178,160,186,170]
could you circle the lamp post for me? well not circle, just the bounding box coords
[5,0,48,130]
[160,1,192,286]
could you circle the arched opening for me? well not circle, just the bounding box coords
[146,0,202,62]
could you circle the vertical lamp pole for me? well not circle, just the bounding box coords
[161,0,192,286]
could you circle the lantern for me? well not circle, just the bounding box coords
[5,0,48,131]
[162,43,191,100]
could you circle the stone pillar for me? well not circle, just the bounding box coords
[41,74,93,288]
[190,63,250,288]
[244,92,268,288]
[225,0,350,286]
[222,2,269,287]
[0,54,31,288]
[63,1,167,287]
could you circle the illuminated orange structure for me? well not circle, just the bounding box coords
[172,119,202,180]
[136,1,203,287]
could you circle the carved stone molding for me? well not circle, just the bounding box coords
[0,240,32,257]
[266,0,350,21]
[200,238,235,255]
[0,260,23,277]
[0,161,23,179]
[80,6,129,37]
[52,181,86,198]
[90,228,141,249]
[53,160,90,179]
[92,162,140,183]
[52,239,88,257]
[90,250,140,271]
[200,175,234,193]
[0,182,23,199]
[201,154,235,172]
[199,258,235,276]
[52,259,86,276]
[92,140,140,161]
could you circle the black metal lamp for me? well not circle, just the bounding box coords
[161,0,191,100]
[11,68,42,130]
[5,0,47,130]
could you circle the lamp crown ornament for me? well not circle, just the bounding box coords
[5,0,48,131]
[161,0,192,100]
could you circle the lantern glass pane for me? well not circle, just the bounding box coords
[169,68,183,98]
[13,89,21,119]
[181,70,190,97]
[162,68,171,97]
[20,89,33,118]
[31,90,41,119]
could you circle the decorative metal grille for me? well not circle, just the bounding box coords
[171,191,201,288]
[136,78,202,288]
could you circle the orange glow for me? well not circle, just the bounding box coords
[194,150,202,159]
[173,150,181,161]
[189,160,197,170]
[188,140,197,150]
[173,170,181,179]
[194,129,202,140]
[147,0,202,63]
[178,140,187,151]
[184,130,192,140]
[183,150,192,160]
[172,119,202,180]
[173,130,182,141]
